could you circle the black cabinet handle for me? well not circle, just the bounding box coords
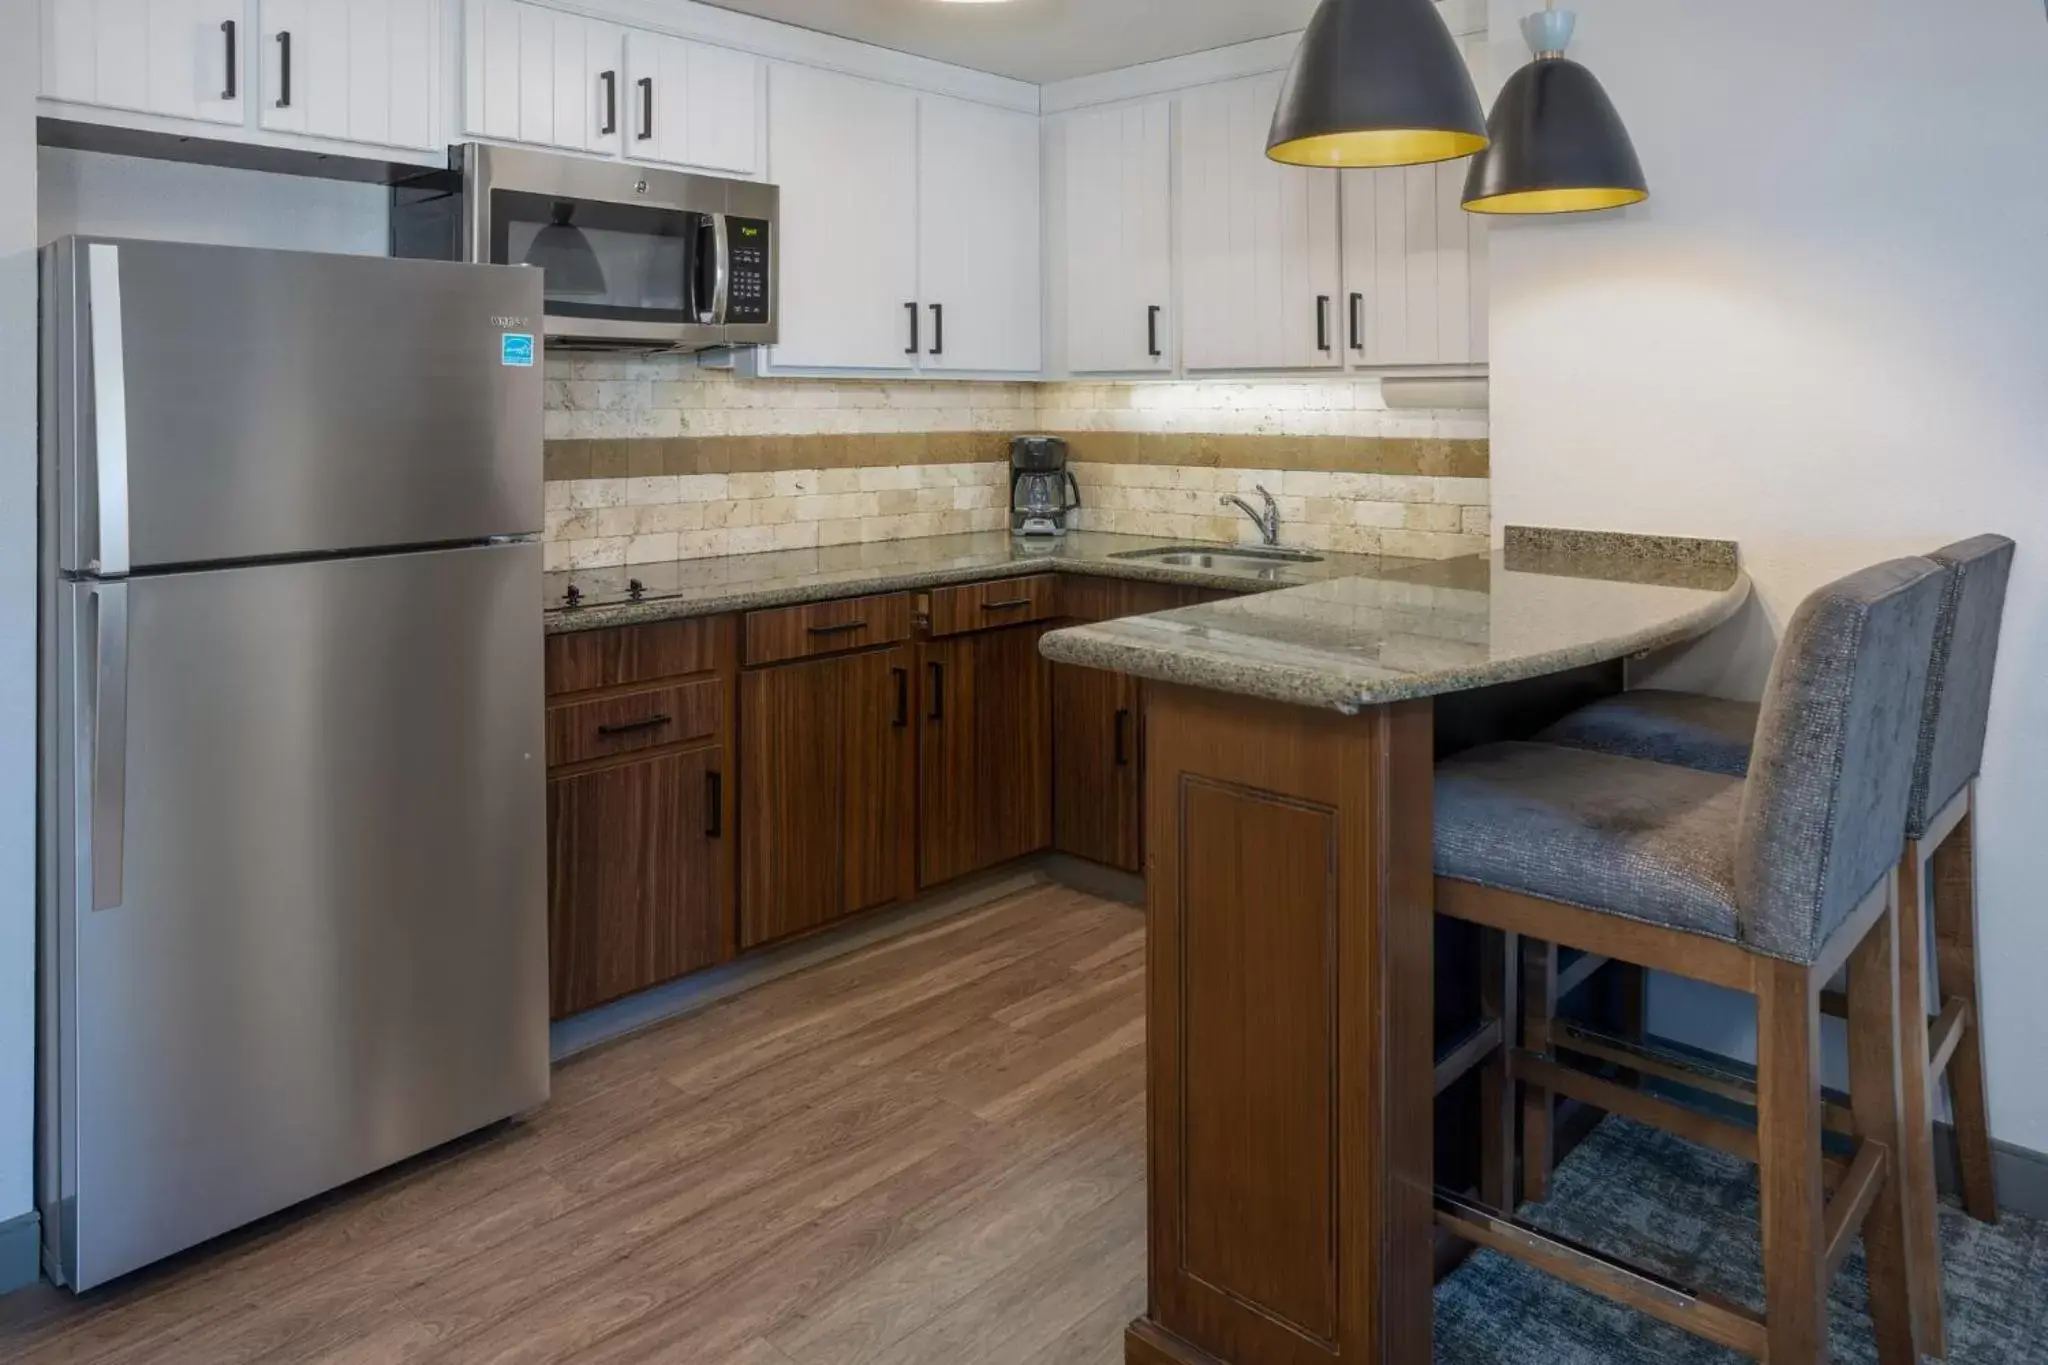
[1316,294,1332,353]
[275,31,292,108]
[637,76,654,140]
[705,771,723,839]
[929,303,944,357]
[981,597,1033,612]
[928,661,944,721]
[807,620,867,636]
[905,301,919,356]
[596,714,671,738]
[1114,709,1131,766]
[1349,292,1364,353]
[893,667,909,727]
[1147,305,1162,359]
[221,20,238,100]
[599,70,617,135]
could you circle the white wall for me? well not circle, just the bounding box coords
[1486,0,2048,1147]
[2,0,39,1235]
[38,149,389,254]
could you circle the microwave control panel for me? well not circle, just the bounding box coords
[727,218,771,325]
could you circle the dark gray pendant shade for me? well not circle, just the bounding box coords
[1462,14,1647,214]
[1267,0,1489,168]
[524,202,608,298]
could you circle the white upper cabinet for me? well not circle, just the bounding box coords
[917,94,1040,375]
[1178,72,1343,372]
[1059,99,1172,375]
[256,0,436,151]
[766,62,919,371]
[623,30,759,175]
[464,0,624,157]
[42,0,249,126]
[1339,161,1486,367]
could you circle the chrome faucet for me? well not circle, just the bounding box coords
[1219,485,1282,547]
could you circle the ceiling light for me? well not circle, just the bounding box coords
[1462,7,1648,215]
[1267,0,1490,169]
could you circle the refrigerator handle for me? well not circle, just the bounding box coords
[86,583,130,912]
[86,243,131,578]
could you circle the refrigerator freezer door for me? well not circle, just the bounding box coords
[47,542,549,1290]
[46,237,544,575]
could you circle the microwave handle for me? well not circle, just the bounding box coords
[706,212,731,326]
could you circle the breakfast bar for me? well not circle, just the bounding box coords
[1040,532,1750,1365]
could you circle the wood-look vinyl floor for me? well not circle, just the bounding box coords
[0,885,1148,1365]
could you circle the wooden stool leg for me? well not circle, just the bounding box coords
[1757,957,1828,1365]
[1933,797,1999,1223]
[1479,927,1521,1210]
[1895,841,1949,1357]
[1520,937,1558,1202]
[1847,881,1926,1365]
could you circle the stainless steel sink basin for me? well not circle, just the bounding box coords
[1110,545,1324,576]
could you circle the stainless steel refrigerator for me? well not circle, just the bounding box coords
[37,238,552,1291]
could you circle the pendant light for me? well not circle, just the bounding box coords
[1462,5,1647,214]
[523,202,609,299]
[1267,0,1489,169]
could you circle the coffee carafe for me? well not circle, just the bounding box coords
[1010,436,1079,537]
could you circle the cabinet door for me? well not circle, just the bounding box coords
[739,653,845,948]
[464,0,621,155]
[917,635,977,889]
[1052,664,1142,872]
[918,94,1041,374]
[625,30,758,175]
[919,625,1053,888]
[1339,161,1486,367]
[766,62,919,371]
[1061,99,1173,374]
[1179,72,1343,372]
[841,646,917,916]
[547,746,729,1019]
[42,0,247,125]
[258,0,436,150]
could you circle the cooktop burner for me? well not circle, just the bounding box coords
[544,564,693,611]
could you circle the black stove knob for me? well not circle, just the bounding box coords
[564,584,582,608]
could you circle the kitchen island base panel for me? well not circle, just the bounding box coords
[1136,684,1435,1365]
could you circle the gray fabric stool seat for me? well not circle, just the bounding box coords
[1435,742,1746,947]
[1536,689,1757,778]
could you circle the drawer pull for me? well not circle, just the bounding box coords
[981,597,1034,611]
[596,714,671,738]
[807,620,868,636]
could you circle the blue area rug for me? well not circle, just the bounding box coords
[1435,1118,2048,1363]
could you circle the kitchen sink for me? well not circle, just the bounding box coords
[1110,545,1324,576]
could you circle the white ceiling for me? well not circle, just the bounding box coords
[694,0,1323,85]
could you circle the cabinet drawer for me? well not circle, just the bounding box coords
[546,618,727,697]
[547,681,724,768]
[1057,575,1238,624]
[927,576,1058,638]
[743,593,914,667]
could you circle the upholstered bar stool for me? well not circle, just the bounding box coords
[1539,534,2015,1358]
[1431,557,1949,1365]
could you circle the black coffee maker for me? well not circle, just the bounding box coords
[1010,436,1080,537]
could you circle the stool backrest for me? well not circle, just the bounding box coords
[1736,558,1947,961]
[1908,535,2017,837]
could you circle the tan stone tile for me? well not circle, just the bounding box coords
[1462,505,1491,537]
[1404,503,1464,533]
[543,441,590,482]
[587,441,632,479]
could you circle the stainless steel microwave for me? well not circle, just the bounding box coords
[393,143,777,352]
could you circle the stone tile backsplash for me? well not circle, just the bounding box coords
[542,358,1490,568]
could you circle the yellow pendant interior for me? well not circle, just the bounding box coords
[1267,128,1489,168]
[1462,186,1648,215]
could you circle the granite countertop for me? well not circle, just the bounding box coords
[543,531,1401,634]
[1037,543,1751,714]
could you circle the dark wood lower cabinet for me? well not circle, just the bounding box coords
[547,744,730,1018]
[1051,663,1143,873]
[739,645,916,950]
[917,624,1053,888]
